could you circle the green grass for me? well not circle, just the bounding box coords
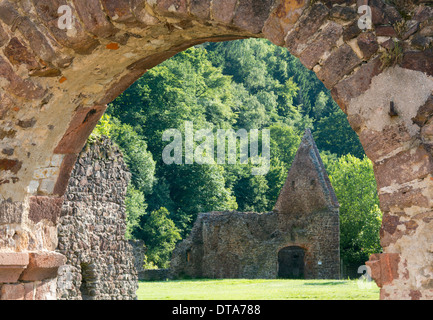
[137,279,379,300]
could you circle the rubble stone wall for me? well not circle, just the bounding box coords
[56,136,138,300]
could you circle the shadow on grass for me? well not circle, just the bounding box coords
[303,281,347,286]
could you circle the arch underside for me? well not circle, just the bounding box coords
[0,0,432,299]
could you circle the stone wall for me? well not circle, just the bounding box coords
[171,130,340,280]
[56,136,138,300]
[129,239,146,280]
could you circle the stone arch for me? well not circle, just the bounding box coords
[0,0,432,300]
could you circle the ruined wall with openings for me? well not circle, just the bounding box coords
[170,130,340,280]
[56,136,138,300]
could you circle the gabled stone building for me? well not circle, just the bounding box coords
[170,129,340,279]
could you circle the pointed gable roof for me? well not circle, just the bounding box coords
[274,129,339,215]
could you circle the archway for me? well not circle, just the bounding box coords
[278,246,305,279]
[0,0,432,300]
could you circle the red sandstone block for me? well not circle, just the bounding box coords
[100,0,137,24]
[0,283,25,300]
[31,0,100,55]
[0,252,29,283]
[190,0,211,19]
[211,0,237,24]
[401,49,433,78]
[19,252,66,282]
[299,21,343,69]
[23,282,35,300]
[72,0,119,38]
[28,196,64,224]
[232,0,276,34]
[0,55,47,100]
[374,145,433,189]
[358,123,413,163]
[53,105,107,154]
[284,3,329,55]
[154,0,189,18]
[316,44,361,89]
[331,56,383,114]
[366,253,400,288]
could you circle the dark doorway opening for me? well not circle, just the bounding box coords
[80,263,96,300]
[278,246,305,279]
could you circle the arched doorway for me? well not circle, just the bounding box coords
[278,246,305,279]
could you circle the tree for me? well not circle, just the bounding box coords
[313,103,365,158]
[328,155,382,268]
[140,207,182,268]
[124,183,147,239]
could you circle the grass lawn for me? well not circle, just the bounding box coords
[137,279,379,300]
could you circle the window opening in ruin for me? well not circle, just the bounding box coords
[278,246,305,279]
[80,263,96,300]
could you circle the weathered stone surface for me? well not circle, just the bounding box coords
[0,283,25,300]
[28,196,64,224]
[3,37,40,71]
[19,252,66,281]
[190,0,211,19]
[366,253,400,288]
[375,25,398,37]
[232,0,276,34]
[329,5,358,22]
[171,130,340,280]
[211,0,237,24]
[401,49,433,77]
[262,0,308,46]
[100,0,139,25]
[154,0,189,18]
[31,0,100,54]
[72,0,119,38]
[343,21,362,42]
[0,56,46,100]
[316,44,362,89]
[0,22,8,47]
[299,22,343,69]
[358,123,414,163]
[357,32,379,60]
[56,136,138,300]
[0,199,23,224]
[412,94,433,126]
[0,252,28,283]
[332,56,382,114]
[374,145,433,189]
[54,105,107,155]
[285,3,329,55]
[379,185,430,213]
[275,129,339,215]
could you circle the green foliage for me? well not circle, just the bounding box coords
[139,207,182,269]
[95,38,379,269]
[328,155,382,267]
[124,183,147,240]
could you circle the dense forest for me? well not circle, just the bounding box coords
[91,38,382,273]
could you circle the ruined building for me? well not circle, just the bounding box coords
[170,129,340,279]
[56,136,139,300]
[1,0,433,300]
